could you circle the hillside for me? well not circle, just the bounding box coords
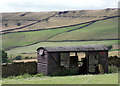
[48,17,118,41]
[2,8,118,33]
[2,16,118,50]
[1,8,119,57]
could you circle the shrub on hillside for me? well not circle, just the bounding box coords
[14,55,22,60]
[1,50,9,63]
[30,57,36,59]
[17,23,21,26]
[24,56,36,59]
[24,57,29,59]
[108,56,120,68]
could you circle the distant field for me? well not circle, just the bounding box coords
[2,23,88,50]
[6,40,118,57]
[2,12,56,31]
[109,50,119,57]
[2,9,118,32]
[2,17,118,50]
[4,17,119,57]
[49,17,118,41]
[2,73,118,84]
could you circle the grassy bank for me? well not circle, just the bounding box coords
[2,73,118,84]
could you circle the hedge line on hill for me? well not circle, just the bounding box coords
[2,62,37,78]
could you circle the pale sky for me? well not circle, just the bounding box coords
[0,0,119,12]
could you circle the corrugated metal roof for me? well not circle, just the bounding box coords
[37,45,108,52]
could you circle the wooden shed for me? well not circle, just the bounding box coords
[37,45,108,75]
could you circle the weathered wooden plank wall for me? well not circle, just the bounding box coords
[37,50,48,74]
[48,53,60,75]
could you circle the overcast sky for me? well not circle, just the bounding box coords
[0,0,119,12]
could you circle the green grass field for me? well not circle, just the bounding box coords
[6,40,118,57]
[1,17,119,57]
[2,73,118,84]
[2,17,118,51]
[2,23,88,50]
[49,17,118,41]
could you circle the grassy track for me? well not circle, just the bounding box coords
[2,73,118,84]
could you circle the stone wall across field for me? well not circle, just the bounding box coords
[2,62,37,78]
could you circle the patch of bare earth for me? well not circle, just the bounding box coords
[13,59,37,62]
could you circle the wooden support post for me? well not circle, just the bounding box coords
[98,64,104,74]
[75,52,78,56]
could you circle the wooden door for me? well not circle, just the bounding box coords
[88,52,98,73]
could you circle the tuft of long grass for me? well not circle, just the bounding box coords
[2,73,118,84]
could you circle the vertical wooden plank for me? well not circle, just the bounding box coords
[60,53,70,69]
[37,49,48,75]
[48,53,60,75]
[86,52,99,73]
[99,51,108,73]
[70,56,79,70]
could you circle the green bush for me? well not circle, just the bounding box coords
[108,66,118,73]
[1,50,9,63]
[108,56,119,73]
[22,74,32,78]
[6,73,46,79]
[24,56,36,59]
[51,69,78,76]
[14,55,22,60]
[34,73,46,77]
[24,57,29,59]
[108,56,120,68]
[7,74,32,79]
[30,57,36,59]
[2,62,37,78]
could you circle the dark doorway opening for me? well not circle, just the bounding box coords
[60,52,100,75]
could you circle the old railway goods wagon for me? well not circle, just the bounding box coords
[37,45,108,75]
